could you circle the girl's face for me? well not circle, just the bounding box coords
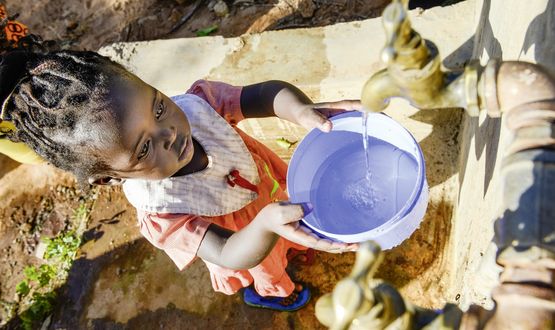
[100,79,194,181]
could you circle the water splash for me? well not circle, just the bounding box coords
[343,179,378,211]
[310,135,419,235]
[362,112,372,181]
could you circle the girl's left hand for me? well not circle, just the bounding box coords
[258,202,359,253]
[290,100,363,132]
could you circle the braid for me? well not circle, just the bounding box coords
[1,44,134,182]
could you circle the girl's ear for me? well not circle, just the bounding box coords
[88,176,125,186]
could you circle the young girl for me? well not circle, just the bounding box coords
[1,39,360,310]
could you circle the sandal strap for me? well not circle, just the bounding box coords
[242,286,311,312]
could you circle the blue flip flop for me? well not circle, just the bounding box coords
[242,285,311,312]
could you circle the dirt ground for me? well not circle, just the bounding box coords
[0,0,462,328]
[6,0,391,51]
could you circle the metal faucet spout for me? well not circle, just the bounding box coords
[360,68,401,112]
[361,0,477,115]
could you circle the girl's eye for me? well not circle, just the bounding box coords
[155,101,165,119]
[138,140,150,160]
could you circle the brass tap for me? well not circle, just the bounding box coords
[361,0,480,116]
[360,0,555,121]
[315,242,462,330]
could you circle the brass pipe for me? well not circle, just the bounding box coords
[478,60,555,154]
[473,60,555,329]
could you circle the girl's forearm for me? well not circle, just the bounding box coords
[272,86,312,124]
[197,203,309,269]
[198,215,279,270]
[240,80,311,119]
[221,218,278,269]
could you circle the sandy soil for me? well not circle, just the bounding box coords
[5,0,390,51]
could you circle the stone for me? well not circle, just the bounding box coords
[212,0,229,17]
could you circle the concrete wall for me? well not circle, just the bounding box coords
[452,0,555,308]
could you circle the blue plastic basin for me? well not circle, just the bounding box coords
[287,112,428,249]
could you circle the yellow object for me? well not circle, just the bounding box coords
[0,121,44,164]
[275,137,297,150]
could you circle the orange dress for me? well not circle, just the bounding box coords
[133,80,306,297]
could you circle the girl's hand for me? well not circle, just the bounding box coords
[294,100,363,132]
[257,202,359,253]
[273,86,362,133]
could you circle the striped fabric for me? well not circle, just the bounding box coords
[123,93,260,216]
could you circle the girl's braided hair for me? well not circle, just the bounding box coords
[0,30,136,182]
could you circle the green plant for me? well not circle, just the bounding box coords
[26,265,57,287]
[16,264,58,329]
[43,231,81,267]
[275,137,297,149]
[15,201,90,329]
[18,292,56,330]
[196,24,218,37]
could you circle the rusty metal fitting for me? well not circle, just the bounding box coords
[499,264,555,286]
[481,59,501,117]
[503,100,555,155]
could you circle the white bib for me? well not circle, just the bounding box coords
[123,94,259,216]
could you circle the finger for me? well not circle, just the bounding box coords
[315,108,349,119]
[277,223,323,246]
[297,107,332,132]
[283,202,314,217]
[314,239,355,253]
[296,226,359,252]
[279,224,356,253]
[276,202,305,222]
[313,100,363,111]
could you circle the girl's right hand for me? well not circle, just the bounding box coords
[258,202,359,253]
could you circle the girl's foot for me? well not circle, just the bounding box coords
[242,283,311,312]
